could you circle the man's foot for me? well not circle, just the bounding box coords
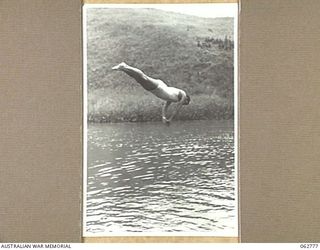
[112,62,127,70]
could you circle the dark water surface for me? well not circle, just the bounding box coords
[86,120,237,235]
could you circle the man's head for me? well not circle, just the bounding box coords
[183,94,191,105]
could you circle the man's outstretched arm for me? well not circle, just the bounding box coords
[162,101,171,123]
[167,94,186,122]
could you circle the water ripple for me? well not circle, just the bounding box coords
[86,120,236,234]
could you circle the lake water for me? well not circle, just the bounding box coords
[85,120,237,235]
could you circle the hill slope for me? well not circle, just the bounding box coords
[86,8,234,122]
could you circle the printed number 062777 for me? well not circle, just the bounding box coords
[300,244,319,249]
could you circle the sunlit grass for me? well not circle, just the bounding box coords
[88,89,233,123]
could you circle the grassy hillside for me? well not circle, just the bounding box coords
[86,8,234,122]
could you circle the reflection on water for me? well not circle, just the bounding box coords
[86,120,236,235]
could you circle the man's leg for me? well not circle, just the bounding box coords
[112,62,159,91]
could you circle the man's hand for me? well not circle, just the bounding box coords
[162,116,170,126]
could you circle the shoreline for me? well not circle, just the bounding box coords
[87,117,235,124]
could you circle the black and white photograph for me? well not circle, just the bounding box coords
[83,3,238,237]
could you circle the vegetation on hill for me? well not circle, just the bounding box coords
[86,8,234,123]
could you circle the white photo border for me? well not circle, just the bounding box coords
[82,3,239,238]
